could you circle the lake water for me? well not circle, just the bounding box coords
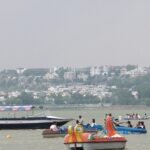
[0,106,149,150]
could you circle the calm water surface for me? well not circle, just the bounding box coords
[0,107,149,150]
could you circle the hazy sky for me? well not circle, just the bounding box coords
[0,0,150,68]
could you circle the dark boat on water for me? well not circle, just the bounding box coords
[0,115,73,129]
[0,105,73,129]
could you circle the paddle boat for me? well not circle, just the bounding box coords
[42,129,67,138]
[84,121,147,135]
[64,115,127,150]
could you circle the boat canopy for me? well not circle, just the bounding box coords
[0,105,33,111]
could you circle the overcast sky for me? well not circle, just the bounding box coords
[0,0,150,69]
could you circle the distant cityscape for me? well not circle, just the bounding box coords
[0,65,150,106]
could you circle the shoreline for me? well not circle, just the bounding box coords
[43,104,149,110]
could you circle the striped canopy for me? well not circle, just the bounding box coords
[0,105,33,111]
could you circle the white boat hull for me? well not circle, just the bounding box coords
[65,141,126,150]
[83,141,126,150]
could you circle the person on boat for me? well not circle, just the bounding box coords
[76,119,80,125]
[78,115,84,125]
[118,115,122,121]
[136,121,146,129]
[132,113,135,119]
[91,118,97,127]
[107,113,118,127]
[140,121,146,129]
[105,113,117,136]
[144,113,148,118]
[135,113,141,119]
[127,121,133,128]
[50,122,59,131]
[113,118,121,126]
[136,121,141,128]
[74,119,84,131]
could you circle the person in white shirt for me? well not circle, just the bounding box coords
[50,122,59,131]
[91,118,97,127]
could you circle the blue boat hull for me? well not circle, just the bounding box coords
[116,126,147,134]
[84,124,147,134]
[83,124,103,131]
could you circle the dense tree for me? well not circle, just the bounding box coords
[126,65,137,71]
[23,69,49,76]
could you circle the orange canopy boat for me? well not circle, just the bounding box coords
[64,115,127,150]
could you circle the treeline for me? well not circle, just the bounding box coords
[107,75,150,106]
[3,92,100,105]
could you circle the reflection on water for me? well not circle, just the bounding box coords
[0,107,149,150]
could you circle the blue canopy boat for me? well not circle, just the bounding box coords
[83,124,147,134]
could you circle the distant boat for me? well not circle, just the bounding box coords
[122,116,150,120]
